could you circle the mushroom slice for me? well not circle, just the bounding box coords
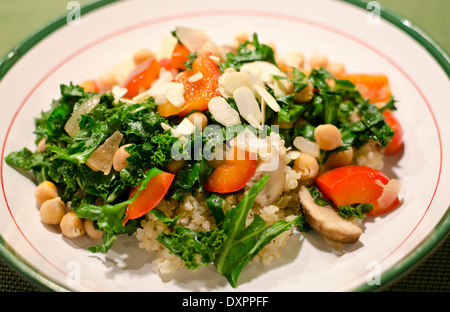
[251,149,286,207]
[298,186,362,243]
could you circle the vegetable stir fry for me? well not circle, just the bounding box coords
[5,27,403,287]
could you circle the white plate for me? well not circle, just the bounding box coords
[0,0,449,292]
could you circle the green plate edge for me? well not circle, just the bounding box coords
[343,0,450,292]
[0,0,448,292]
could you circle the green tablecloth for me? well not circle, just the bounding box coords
[0,0,448,292]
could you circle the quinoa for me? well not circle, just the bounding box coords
[353,141,384,170]
[135,140,384,276]
[135,162,304,275]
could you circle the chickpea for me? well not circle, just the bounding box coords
[133,48,154,65]
[34,181,59,206]
[327,62,346,77]
[314,124,343,151]
[273,116,294,129]
[309,52,329,69]
[84,219,103,239]
[277,121,294,129]
[325,147,354,170]
[165,158,187,174]
[294,81,314,103]
[113,144,131,172]
[60,212,86,238]
[234,30,249,45]
[208,143,227,168]
[98,71,117,92]
[284,51,305,69]
[39,197,66,225]
[293,153,319,180]
[187,112,208,131]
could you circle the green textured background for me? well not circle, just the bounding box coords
[0,0,448,292]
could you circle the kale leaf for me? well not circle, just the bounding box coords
[153,209,225,270]
[337,203,373,219]
[276,67,395,156]
[214,175,307,287]
[6,83,177,214]
[183,52,197,71]
[153,175,309,288]
[219,33,277,72]
[76,168,163,253]
[306,185,373,219]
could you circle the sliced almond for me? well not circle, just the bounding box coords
[253,84,280,112]
[229,128,273,158]
[111,85,132,105]
[197,40,226,60]
[260,97,266,126]
[146,82,185,106]
[208,96,241,126]
[240,61,278,83]
[175,118,195,136]
[239,61,263,77]
[188,72,203,83]
[219,71,262,98]
[270,76,291,97]
[165,83,185,107]
[160,122,172,132]
[376,178,401,210]
[229,128,260,154]
[233,86,262,128]
[175,27,210,52]
[240,61,291,97]
[155,34,178,61]
[112,85,128,99]
[152,68,174,87]
[209,55,221,65]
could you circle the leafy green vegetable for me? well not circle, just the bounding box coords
[5,84,177,210]
[183,52,197,71]
[219,33,277,72]
[274,67,309,93]
[276,94,306,123]
[76,168,163,253]
[377,96,397,112]
[306,185,333,207]
[4,29,397,289]
[153,209,225,270]
[205,193,225,227]
[44,83,89,141]
[153,175,309,287]
[214,175,305,287]
[306,185,372,220]
[337,203,373,219]
[170,158,214,201]
[276,67,394,157]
